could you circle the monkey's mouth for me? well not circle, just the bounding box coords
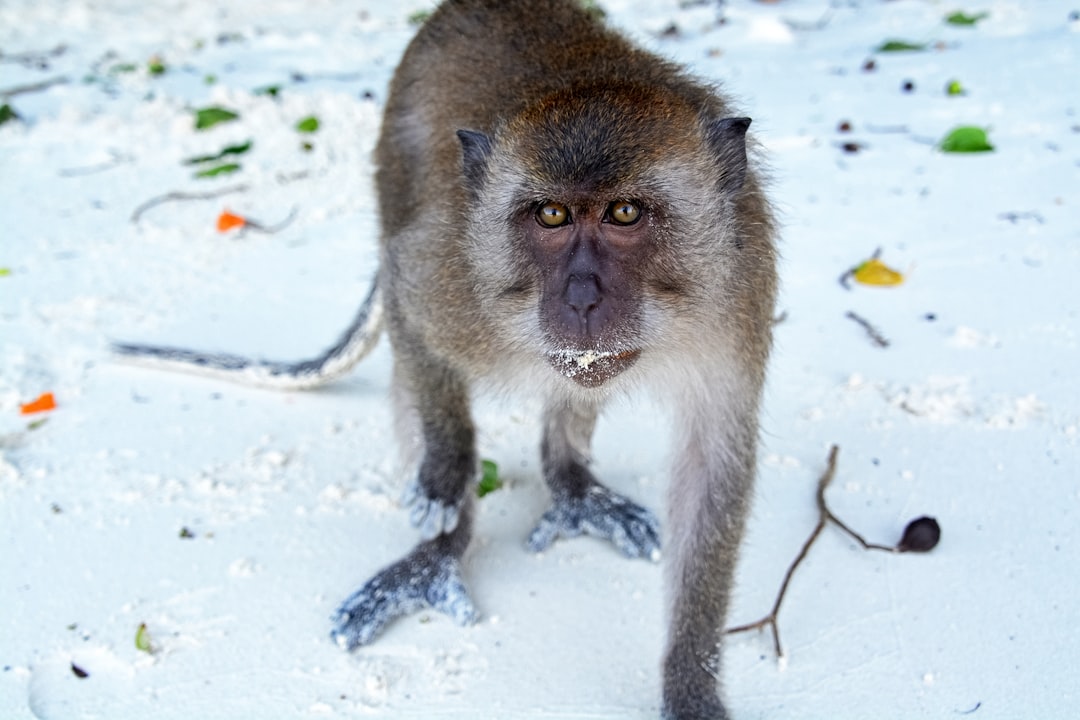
[547,348,641,388]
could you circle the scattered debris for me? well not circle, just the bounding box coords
[477,459,503,498]
[215,207,297,235]
[940,126,994,153]
[839,249,905,289]
[131,183,250,223]
[846,311,890,348]
[20,392,56,415]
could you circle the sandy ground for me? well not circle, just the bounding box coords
[2,1,1078,718]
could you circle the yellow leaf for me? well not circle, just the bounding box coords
[853,258,904,286]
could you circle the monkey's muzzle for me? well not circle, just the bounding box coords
[547,348,641,388]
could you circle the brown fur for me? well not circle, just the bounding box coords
[365,2,777,718]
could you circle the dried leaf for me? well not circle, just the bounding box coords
[853,258,904,286]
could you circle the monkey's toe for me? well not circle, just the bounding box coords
[330,549,477,651]
[527,483,661,561]
[402,481,462,540]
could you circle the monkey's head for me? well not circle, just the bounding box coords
[457,83,752,389]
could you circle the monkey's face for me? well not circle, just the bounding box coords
[460,86,749,390]
[521,197,651,387]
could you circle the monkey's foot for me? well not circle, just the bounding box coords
[402,480,462,540]
[527,483,661,561]
[330,547,477,651]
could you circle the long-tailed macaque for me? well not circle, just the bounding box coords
[115,1,778,716]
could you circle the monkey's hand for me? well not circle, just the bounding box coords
[330,545,477,651]
[402,479,462,540]
[527,483,661,561]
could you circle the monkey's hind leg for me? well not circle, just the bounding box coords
[527,399,661,561]
[331,346,480,649]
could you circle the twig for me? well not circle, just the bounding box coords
[131,184,250,223]
[0,44,67,69]
[845,310,890,348]
[838,247,882,289]
[248,207,298,234]
[726,444,928,660]
[724,446,840,658]
[59,150,131,177]
[1,76,69,98]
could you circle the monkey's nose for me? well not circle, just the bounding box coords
[565,274,601,319]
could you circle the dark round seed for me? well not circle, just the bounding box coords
[898,516,941,552]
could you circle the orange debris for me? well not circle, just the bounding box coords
[20,392,56,415]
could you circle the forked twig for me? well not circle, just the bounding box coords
[726,445,937,659]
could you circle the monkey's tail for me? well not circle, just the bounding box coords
[112,274,384,391]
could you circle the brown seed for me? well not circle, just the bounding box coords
[898,516,941,552]
[838,120,853,133]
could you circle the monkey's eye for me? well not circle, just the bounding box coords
[607,200,641,226]
[536,201,570,227]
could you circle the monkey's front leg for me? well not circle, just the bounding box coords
[331,354,480,650]
[330,500,476,650]
[528,399,661,560]
[661,417,757,720]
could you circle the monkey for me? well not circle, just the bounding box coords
[114,1,778,717]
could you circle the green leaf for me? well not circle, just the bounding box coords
[945,11,989,26]
[945,79,966,96]
[296,115,320,134]
[109,62,138,74]
[0,103,20,125]
[254,84,281,97]
[580,0,606,21]
[27,418,49,431]
[194,162,242,178]
[194,106,240,131]
[135,623,154,653]
[183,140,253,165]
[875,39,928,53]
[477,459,503,498]
[204,74,217,85]
[939,126,994,153]
[147,57,167,76]
[0,267,11,277]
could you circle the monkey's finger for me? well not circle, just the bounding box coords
[330,578,425,650]
[410,497,462,539]
[426,561,479,627]
[525,511,580,553]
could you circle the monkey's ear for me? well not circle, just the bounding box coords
[456,129,494,196]
[706,117,751,196]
